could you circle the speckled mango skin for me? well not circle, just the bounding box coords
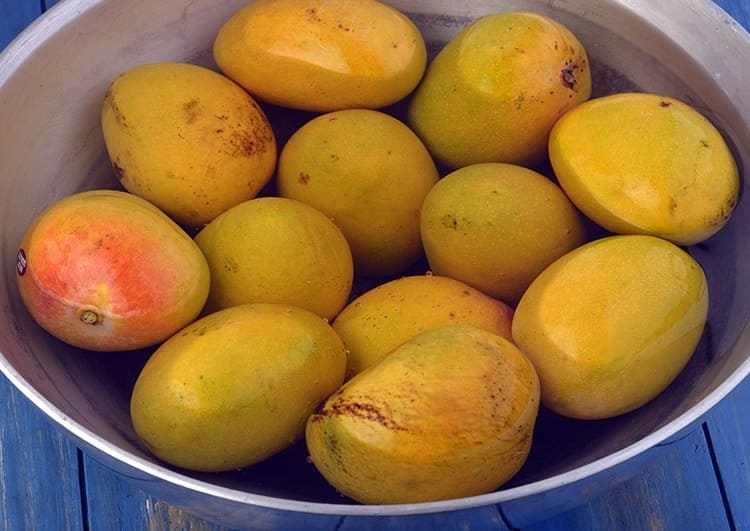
[305,324,540,504]
[408,11,591,168]
[420,162,588,305]
[130,303,347,472]
[194,197,353,320]
[101,62,277,230]
[332,274,514,379]
[512,234,709,420]
[277,109,439,277]
[213,0,427,112]
[548,92,740,245]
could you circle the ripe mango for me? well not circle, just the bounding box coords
[213,0,427,112]
[549,92,740,245]
[306,324,540,504]
[408,11,591,168]
[332,274,514,379]
[420,162,588,305]
[194,197,353,320]
[277,109,439,277]
[512,234,709,419]
[101,62,277,229]
[16,190,209,351]
[131,303,347,472]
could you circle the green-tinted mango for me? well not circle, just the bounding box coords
[408,11,591,168]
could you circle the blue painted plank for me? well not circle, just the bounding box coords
[704,377,750,531]
[521,426,733,531]
[714,0,750,28]
[0,374,84,531]
[81,455,234,531]
[339,506,510,530]
[82,454,345,531]
[0,1,40,50]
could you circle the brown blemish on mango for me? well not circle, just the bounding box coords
[560,67,576,89]
[315,396,408,431]
[440,214,458,230]
[560,58,583,91]
[221,119,274,158]
[226,130,259,157]
[105,91,129,130]
[183,99,201,124]
[305,7,323,23]
[112,159,125,181]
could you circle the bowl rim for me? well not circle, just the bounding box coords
[2,0,750,517]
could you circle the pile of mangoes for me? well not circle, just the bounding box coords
[15,0,740,505]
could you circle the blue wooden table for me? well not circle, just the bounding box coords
[1,1,749,530]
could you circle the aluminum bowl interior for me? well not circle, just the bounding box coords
[1,0,749,526]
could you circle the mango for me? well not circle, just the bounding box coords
[194,196,353,320]
[548,92,740,245]
[420,162,588,305]
[277,109,439,277]
[332,274,514,379]
[511,234,709,420]
[101,62,277,229]
[16,190,209,351]
[408,11,591,169]
[213,0,427,112]
[306,324,540,504]
[130,303,347,472]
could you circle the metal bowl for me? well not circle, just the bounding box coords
[1,0,749,528]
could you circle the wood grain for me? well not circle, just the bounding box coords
[705,378,750,531]
[0,375,84,531]
[82,455,232,531]
[522,425,734,531]
[340,506,510,531]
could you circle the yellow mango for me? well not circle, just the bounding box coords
[131,303,347,472]
[548,92,740,245]
[277,109,439,277]
[420,162,588,305]
[332,274,514,379]
[213,0,427,112]
[512,234,709,420]
[101,62,277,229]
[408,11,591,168]
[194,197,353,320]
[306,324,540,504]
